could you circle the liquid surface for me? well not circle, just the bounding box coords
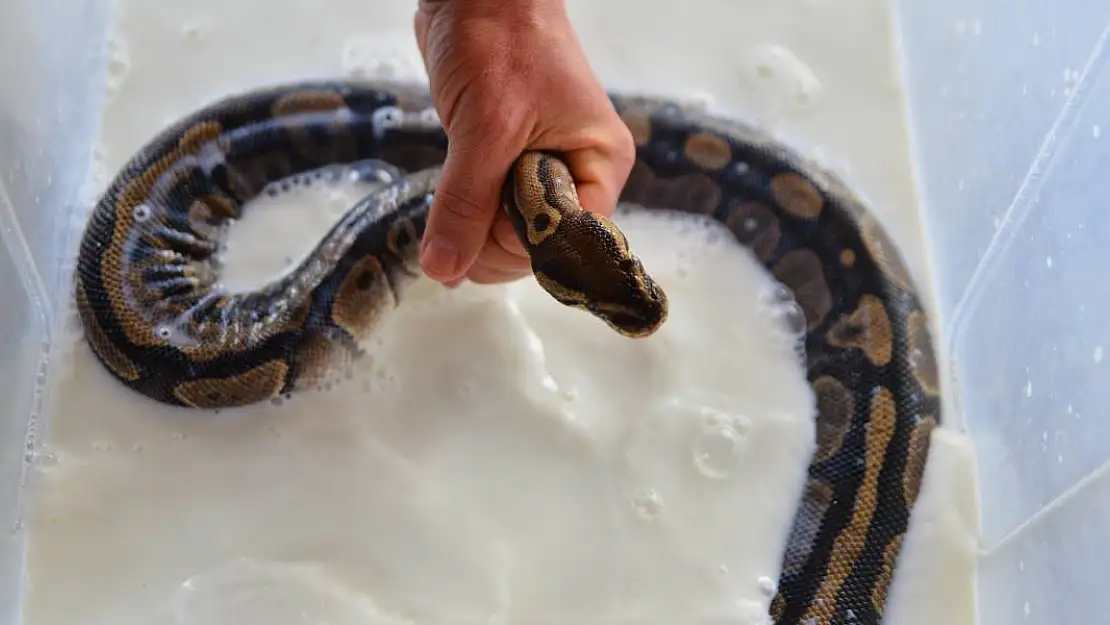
[25,0,978,624]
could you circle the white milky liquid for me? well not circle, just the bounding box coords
[25,0,979,624]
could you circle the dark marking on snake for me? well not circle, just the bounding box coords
[73,79,943,625]
[726,200,781,262]
[771,171,825,219]
[772,248,833,330]
[812,375,854,463]
[827,294,893,367]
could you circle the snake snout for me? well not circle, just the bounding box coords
[637,276,670,334]
[593,272,669,339]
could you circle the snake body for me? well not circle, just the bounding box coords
[74,79,941,625]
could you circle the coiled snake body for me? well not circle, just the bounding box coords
[75,79,941,625]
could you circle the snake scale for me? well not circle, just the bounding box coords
[74,78,941,625]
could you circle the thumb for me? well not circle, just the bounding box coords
[420,146,511,284]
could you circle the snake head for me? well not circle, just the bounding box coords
[587,254,670,338]
[504,150,669,338]
[532,217,670,339]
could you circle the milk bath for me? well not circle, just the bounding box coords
[22,0,978,624]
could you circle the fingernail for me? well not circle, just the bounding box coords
[420,236,461,280]
[445,278,464,289]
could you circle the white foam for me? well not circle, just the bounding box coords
[28,1,977,624]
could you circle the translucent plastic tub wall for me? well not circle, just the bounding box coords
[0,0,1105,623]
[0,0,114,621]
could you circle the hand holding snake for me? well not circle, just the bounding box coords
[413,0,636,288]
[74,3,942,625]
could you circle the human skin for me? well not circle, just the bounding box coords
[413,0,636,287]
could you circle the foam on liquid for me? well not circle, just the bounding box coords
[24,1,979,624]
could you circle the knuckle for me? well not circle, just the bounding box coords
[611,127,637,170]
[434,186,491,225]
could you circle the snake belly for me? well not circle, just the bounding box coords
[74,79,942,625]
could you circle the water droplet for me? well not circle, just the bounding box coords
[132,203,152,222]
[757,576,777,597]
[771,301,807,339]
[909,348,924,367]
[693,422,746,479]
[630,488,663,520]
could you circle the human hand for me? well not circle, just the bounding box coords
[413,0,635,287]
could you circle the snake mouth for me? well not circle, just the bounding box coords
[592,294,669,338]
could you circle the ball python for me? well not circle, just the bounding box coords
[74,78,942,625]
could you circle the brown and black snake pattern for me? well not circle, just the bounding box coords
[74,79,942,625]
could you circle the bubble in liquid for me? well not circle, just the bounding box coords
[631,488,663,520]
[756,576,777,597]
[339,35,422,81]
[770,301,807,339]
[743,43,823,109]
[693,422,747,480]
[758,282,794,306]
[757,283,807,348]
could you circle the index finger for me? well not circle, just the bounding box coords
[562,125,636,218]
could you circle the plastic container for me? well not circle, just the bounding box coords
[1,0,1106,623]
[1,1,115,622]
